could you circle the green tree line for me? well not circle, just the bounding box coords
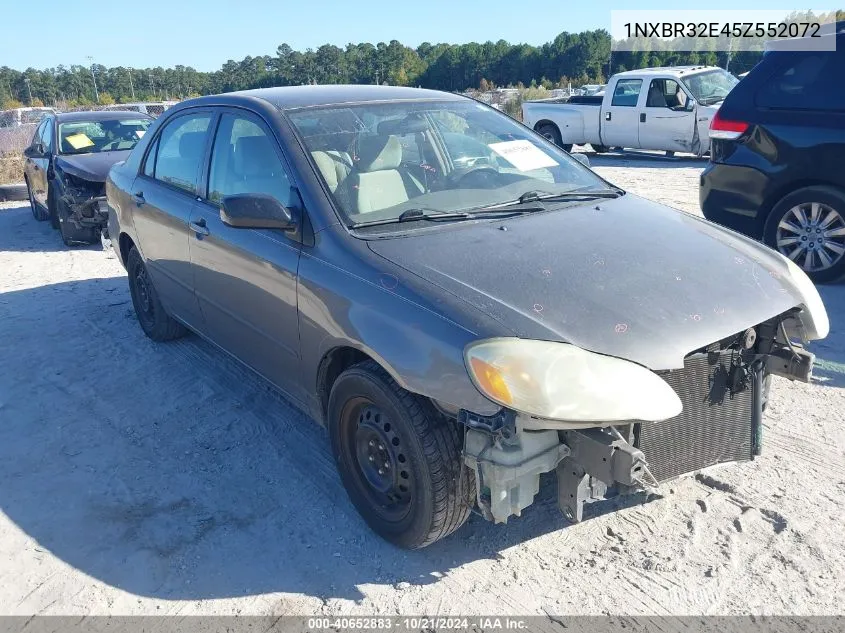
[1,29,765,108]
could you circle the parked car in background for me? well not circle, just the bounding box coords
[102,101,178,118]
[522,67,738,156]
[701,31,845,282]
[23,110,152,245]
[0,106,57,128]
[107,85,827,549]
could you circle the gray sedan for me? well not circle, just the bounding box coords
[106,85,829,548]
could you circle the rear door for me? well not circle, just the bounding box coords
[189,109,305,401]
[600,78,642,148]
[27,119,50,207]
[130,109,214,329]
[637,77,697,152]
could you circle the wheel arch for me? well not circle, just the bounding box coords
[761,180,845,237]
[118,232,136,268]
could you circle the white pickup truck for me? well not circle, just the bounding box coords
[522,66,739,156]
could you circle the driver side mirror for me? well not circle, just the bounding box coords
[684,98,696,112]
[220,193,296,231]
[24,143,45,158]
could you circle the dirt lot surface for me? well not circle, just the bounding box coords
[1,152,844,617]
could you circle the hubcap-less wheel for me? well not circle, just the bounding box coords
[776,202,845,272]
[348,400,413,521]
[133,264,155,326]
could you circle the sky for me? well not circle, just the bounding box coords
[0,0,821,72]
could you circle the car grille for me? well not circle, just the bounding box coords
[636,350,755,482]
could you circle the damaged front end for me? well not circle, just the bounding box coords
[59,172,109,236]
[461,310,817,525]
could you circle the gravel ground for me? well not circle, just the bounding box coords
[1,152,843,617]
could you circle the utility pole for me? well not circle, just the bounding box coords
[87,56,99,103]
[128,69,136,100]
[24,77,33,105]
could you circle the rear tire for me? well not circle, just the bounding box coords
[26,178,49,221]
[328,360,473,549]
[536,123,570,152]
[592,144,609,153]
[764,186,845,284]
[126,246,187,341]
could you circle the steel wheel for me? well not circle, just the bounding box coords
[132,261,156,328]
[776,202,845,273]
[345,399,413,522]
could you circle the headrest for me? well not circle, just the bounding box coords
[234,135,277,177]
[357,135,402,172]
[179,131,206,159]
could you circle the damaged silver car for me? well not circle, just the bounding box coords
[106,86,830,549]
[24,111,152,246]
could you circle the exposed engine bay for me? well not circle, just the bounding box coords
[460,310,815,524]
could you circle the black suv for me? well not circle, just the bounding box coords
[700,32,845,283]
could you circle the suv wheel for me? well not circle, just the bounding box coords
[328,361,473,549]
[765,186,845,283]
[126,247,187,341]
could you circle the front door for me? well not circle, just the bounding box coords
[638,78,697,153]
[189,110,304,400]
[600,78,643,149]
[130,110,214,329]
[27,119,50,207]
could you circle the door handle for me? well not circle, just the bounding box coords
[640,113,646,123]
[190,218,209,236]
[605,111,612,121]
[132,191,145,207]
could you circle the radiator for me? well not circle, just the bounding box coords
[636,350,756,482]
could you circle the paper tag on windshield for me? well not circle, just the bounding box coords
[489,140,558,171]
[65,133,94,150]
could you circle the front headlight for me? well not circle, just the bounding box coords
[780,256,829,340]
[464,338,682,423]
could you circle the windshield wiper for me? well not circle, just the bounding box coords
[481,188,622,210]
[350,208,475,228]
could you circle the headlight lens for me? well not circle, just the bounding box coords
[464,338,682,423]
[781,255,829,340]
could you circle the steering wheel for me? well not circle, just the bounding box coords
[447,165,501,188]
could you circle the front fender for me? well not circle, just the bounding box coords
[298,240,502,420]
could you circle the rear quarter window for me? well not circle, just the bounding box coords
[755,51,845,111]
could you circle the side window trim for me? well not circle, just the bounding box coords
[137,109,217,198]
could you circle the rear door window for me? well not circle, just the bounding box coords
[149,113,212,194]
[756,52,845,111]
[611,79,642,107]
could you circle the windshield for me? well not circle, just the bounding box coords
[681,69,739,105]
[288,99,607,226]
[58,118,151,155]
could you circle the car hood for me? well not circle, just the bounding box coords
[367,194,807,370]
[55,150,131,183]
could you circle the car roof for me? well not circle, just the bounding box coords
[613,66,721,78]
[55,110,153,122]
[178,85,466,111]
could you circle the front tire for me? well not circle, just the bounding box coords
[592,144,609,153]
[328,361,473,549]
[56,198,98,246]
[47,185,59,229]
[126,246,187,341]
[764,186,845,284]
